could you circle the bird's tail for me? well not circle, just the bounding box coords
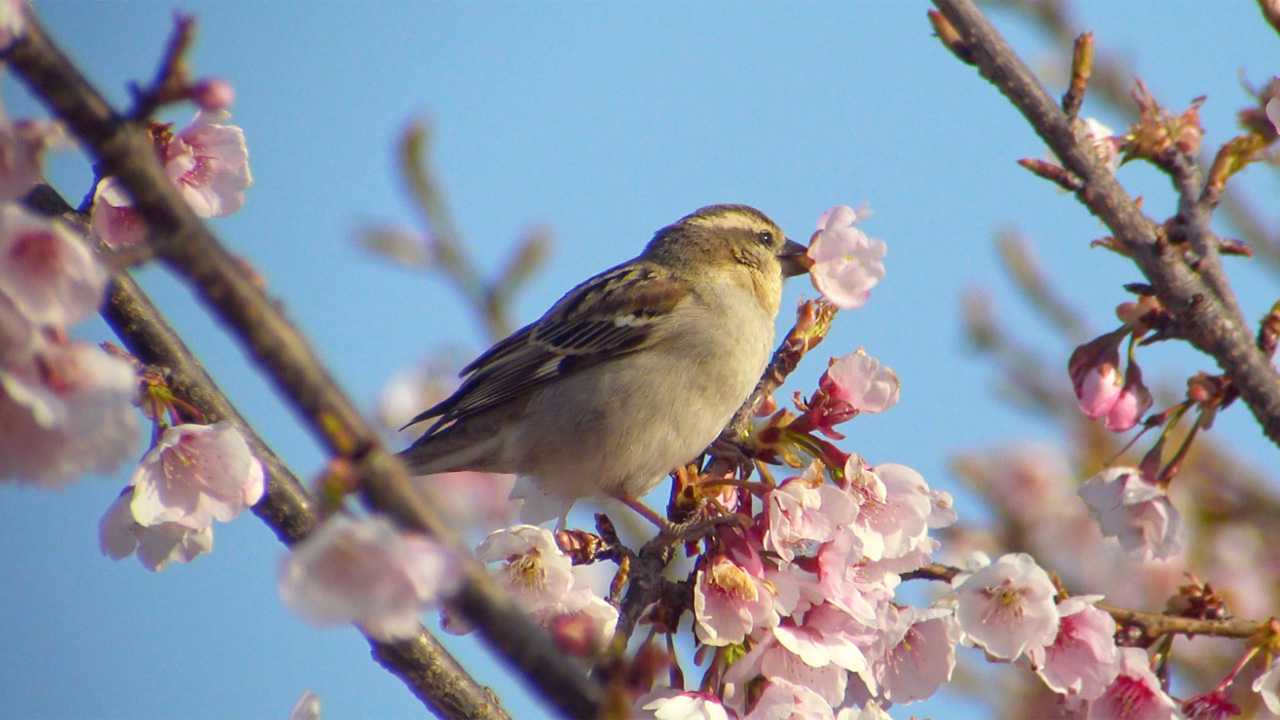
[397,423,511,476]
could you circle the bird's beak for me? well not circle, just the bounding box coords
[778,238,814,277]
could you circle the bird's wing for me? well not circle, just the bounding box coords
[403,261,689,432]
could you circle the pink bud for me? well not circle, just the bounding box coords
[191,78,235,111]
[1076,362,1123,418]
[1103,363,1153,431]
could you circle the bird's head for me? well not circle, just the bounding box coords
[644,204,813,281]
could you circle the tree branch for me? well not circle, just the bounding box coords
[903,563,1271,641]
[7,13,601,718]
[931,0,1280,451]
[22,186,511,720]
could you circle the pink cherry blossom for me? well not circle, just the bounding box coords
[1266,97,1280,135]
[0,342,138,486]
[466,524,618,644]
[814,529,889,624]
[91,111,252,243]
[288,690,321,720]
[725,631,850,709]
[806,205,885,310]
[1253,659,1280,714]
[847,463,933,564]
[694,554,780,646]
[1078,467,1182,561]
[1088,648,1177,720]
[772,604,873,684]
[1029,595,1119,700]
[100,487,214,571]
[820,349,900,415]
[873,605,959,704]
[0,204,107,328]
[954,552,1059,661]
[637,689,734,720]
[477,524,575,613]
[89,177,146,250]
[745,678,835,720]
[278,515,459,641]
[164,111,252,217]
[764,465,857,563]
[128,421,266,530]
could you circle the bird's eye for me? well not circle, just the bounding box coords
[756,230,775,247]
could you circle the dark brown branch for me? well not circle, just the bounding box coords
[1259,0,1280,36]
[1003,0,1280,274]
[903,563,1270,641]
[932,0,1280,451]
[7,15,601,718]
[22,186,511,720]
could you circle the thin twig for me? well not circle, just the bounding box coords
[903,563,1271,641]
[7,14,602,718]
[931,0,1280,450]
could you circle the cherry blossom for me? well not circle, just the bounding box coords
[694,554,780,646]
[99,487,214,571]
[819,349,900,416]
[1068,329,1152,431]
[91,111,252,247]
[163,111,252,217]
[745,678,835,720]
[637,689,734,720]
[806,205,885,310]
[1078,467,1182,561]
[278,515,459,641]
[0,341,138,486]
[477,524,575,613]
[764,465,857,562]
[954,552,1059,662]
[1253,659,1280,714]
[771,604,873,687]
[89,177,146,250]
[846,462,934,564]
[0,204,107,328]
[1088,648,1177,720]
[466,524,617,644]
[128,421,266,530]
[1266,97,1280,135]
[872,605,959,704]
[725,631,850,708]
[1028,595,1119,700]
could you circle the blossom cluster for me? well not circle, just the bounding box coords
[0,100,139,486]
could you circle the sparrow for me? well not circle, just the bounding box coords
[399,204,812,524]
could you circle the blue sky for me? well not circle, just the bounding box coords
[2,2,1277,718]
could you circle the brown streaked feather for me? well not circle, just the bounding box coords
[401,261,689,434]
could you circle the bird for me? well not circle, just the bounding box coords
[399,204,812,525]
